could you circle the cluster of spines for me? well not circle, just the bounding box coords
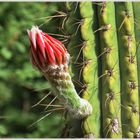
[115,2,140,138]
[97,2,122,137]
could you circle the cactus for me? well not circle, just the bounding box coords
[97,2,122,137]
[79,2,101,138]
[115,2,140,137]
[28,1,140,138]
[133,2,140,119]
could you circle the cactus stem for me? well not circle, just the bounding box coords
[97,2,122,137]
[115,2,139,137]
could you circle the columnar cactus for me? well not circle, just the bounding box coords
[115,2,140,137]
[28,1,140,138]
[63,2,101,137]
[97,2,122,138]
[133,2,140,117]
[79,2,100,138]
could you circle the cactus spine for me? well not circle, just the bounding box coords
[115,2,140,138]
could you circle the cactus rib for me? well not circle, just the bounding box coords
[115,2,140,138]
[97,2,122,138]
[133,4,140,133]
[79,2,101,138]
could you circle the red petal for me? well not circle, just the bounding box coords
[43,33,66,54]
[44,41,56,64]
[47,40,62,64]
[27,28,37,49]
[36,32,46,60]
[28,26,68,67]
[30,46,42,70]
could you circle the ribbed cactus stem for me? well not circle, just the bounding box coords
[79,2,100,138]
[27,26,92,119]
[133,3,140,130]
[97,2,122,138]
[115,2,140,138]
[62,3,88,137]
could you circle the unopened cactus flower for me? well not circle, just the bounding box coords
[27,26,92,119]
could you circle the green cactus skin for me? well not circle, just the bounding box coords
[115,2,140,138]
[79,2,101,138]
[97,2,122,138]
[133,2,140,124]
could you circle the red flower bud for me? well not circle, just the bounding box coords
[27,26,68,71]
[27,27,92,119]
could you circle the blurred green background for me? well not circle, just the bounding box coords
[0,2,66,138]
